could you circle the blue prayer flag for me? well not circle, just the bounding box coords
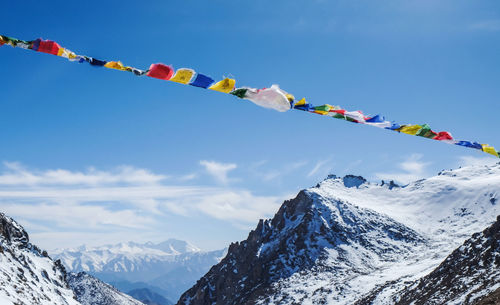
[455,141,482,150]
[190,73,215,89]
[366,115,385,123]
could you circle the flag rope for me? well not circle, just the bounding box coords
[1,34,498,158]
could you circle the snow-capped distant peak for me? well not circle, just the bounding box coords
[52,238,205,274]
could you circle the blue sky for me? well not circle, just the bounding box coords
[1,0,499,251]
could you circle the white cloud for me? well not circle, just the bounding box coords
[375,154,431,185]
[191,190,282,223]
[0,161,166,185]
[199,160,237,184]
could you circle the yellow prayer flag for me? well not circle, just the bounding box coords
[399,125,423,135]
[295,98,307,106]
[482,144,499,157]
[57,48,76,60]
[209,78,236,93]
[170,68,195,84]
[104,61,127,71]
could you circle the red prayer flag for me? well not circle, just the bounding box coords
[37,40,61,55]
[434,131,453,141]
[146,63,174,80]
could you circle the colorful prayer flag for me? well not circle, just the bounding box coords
[241,85,291,112]
[209,78,236,93]
[190,73,215,88]
[398,125,423,135]
[170,68,195,84]
[482,144,499,157]
[147,63,174,80]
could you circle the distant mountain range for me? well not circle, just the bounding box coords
[52,239,226,304]
[178,165,500,304]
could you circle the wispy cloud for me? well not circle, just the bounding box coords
[250,160,308,182]
[178,173,198,182]
[469,19,500,31]
[0,162,288,250]
[307,158,334,178]
[375,154,431,185]
[0,161,166,186]
[199,160,237,184]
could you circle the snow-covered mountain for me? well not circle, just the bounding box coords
[178,164,500,305]
[53,239,226,303]
[0,212,145,305]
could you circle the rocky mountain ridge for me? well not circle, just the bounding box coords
[178,163,500,305]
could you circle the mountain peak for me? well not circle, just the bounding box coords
[178,188,426,305]
[153,239,200,254]
[319,174,369,189]
[0,212,29,248]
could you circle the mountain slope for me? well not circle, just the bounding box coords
[178,164,500,305]
[68,272,145,305]
[392,215,500,305]
[0,212,80,305]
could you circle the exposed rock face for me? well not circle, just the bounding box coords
[475,287,500,305]
[177,189,426,305]
[393,215,500,305]
[0,212,79,305]
[68,272,145,305]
